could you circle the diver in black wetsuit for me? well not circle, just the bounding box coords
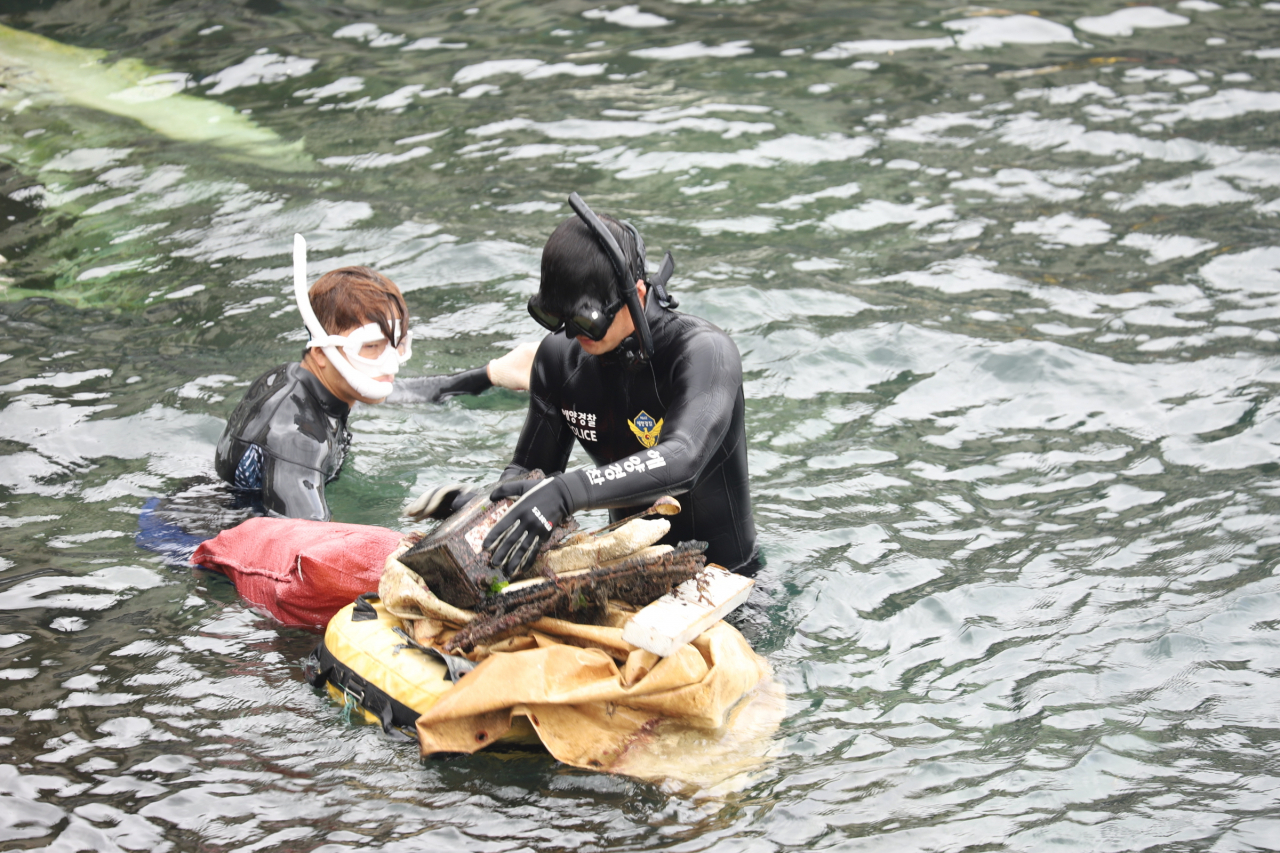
[211,240,537,523]
[467,194,758,574]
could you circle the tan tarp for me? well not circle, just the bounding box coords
[415,617,783,789]
[381,541,783,789]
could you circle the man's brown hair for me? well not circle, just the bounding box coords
[308,266,408,347]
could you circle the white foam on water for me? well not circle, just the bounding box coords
[582,5,673,27]
[454,59,606,84]
[1117,170,1256,210]
[951,167,1087,201]
[580,132,877,179]
[0,566,166,613]
[1123,67,1200,86]
[1119,233,1219,264]
[401,37,467,51]
[495,200,562,214]
[458,84,499,98]
[1245,47,1280,59]
[1148,89,1280,125]
[1178,0,1221,9]
[994,113,1239,165]
[603,103,773,119]
[292,76,365,103]
[813,37,954,59]
[0,368,113,393]
[1011,213,1113,247]
[1016,81,1117,104]
[200,53,318,96]
[823,199,956,233]
[40,148,133,172]
[884,110,994,146]
[0,399,222,483]
[525,61,610,80]
[758,181,861,209]
[497,143,601,161]
[332,23,407,47]
[688,215,777,235]
[629,40,753,60]
[470,115,773,140]
[1074,7,1190,37]
[792,258,844,271]
[943,15,1078,50]
[679,180,730,195]
[319,145,433,170]
[1199,247,1280,295]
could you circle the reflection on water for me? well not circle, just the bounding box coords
[2,0,1279,848]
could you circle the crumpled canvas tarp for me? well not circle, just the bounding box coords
[191,517,401,627]
[415,615,783,789]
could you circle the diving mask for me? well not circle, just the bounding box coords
[304,319,412,378]
[293,234,411,402]
[527,294,623,341]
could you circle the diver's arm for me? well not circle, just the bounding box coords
[556,328,740,511]
[483,327,742,576]
[504,345,574,478]
[260,455,332,521]
[387,367,491,404]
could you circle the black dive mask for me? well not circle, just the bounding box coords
[527,293,624,341]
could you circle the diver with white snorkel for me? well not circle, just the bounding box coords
[212,235,536,521]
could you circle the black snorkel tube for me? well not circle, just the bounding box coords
[567,192,655,362]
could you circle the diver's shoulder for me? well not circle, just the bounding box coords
[665,309,737,350]
[537,332,579,368]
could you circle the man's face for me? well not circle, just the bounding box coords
[308,317,404,406]
[575,280,646,356]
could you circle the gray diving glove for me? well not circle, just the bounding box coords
[403,483,479,521]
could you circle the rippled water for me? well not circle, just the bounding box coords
[3,0,1280,849]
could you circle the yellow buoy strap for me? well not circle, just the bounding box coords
[389,624,477,681]
[351,592,380,622]
[305,640,418,740]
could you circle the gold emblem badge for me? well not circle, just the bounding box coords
[628,411,663,448]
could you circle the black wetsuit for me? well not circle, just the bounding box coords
[214,363,491,521]
[503,296,757,571]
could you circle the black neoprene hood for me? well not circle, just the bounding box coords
[537,211,642,313]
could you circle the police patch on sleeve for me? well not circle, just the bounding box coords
[627,411,663,448]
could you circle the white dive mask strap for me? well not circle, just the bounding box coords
[293,234,410,402]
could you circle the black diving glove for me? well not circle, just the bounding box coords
[483,476,575,578]
[403,483,479,521]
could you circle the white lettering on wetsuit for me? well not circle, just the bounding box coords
[562,407,598,442]
[585,450,666,486]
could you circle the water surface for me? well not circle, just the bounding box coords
[2,0,1279,850]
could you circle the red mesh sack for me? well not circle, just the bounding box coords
[191,517,402,628]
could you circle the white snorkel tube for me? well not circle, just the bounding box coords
[294,233,405,402]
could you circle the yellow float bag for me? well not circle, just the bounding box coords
[304,594,465,739]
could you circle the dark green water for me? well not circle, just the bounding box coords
[2,0,1279,849]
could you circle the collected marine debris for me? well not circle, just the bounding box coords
[397,470,579,608]
[445,539,708,654]
[386,494,722,653]
[527,496,682,578]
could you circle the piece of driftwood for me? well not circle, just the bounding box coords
[537,517,670,575]
[444,540,707,653]
[621,566,755,658]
